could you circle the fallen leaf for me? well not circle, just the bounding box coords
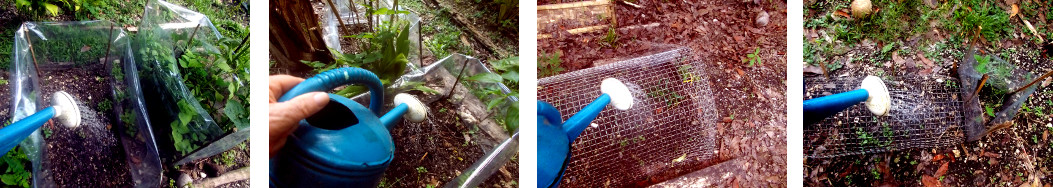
[1010,4,1019,18]
[736,68,745,76]
[935,162,949,177]
[834,10,851,18]
[923,175,941,187]
[722,117,733,123]
[80,45,91,52]
[983,151,1001,158]
[804,65,825,74]
[933,154,945,161]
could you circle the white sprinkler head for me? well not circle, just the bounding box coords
[860,76,891,116]
[394,93,427,122]
[51,91,81,128]
[601,78,633,111]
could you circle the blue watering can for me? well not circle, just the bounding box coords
[537,78,633,188]
[270,67,427,187]
[803,75,891,125]
[0,91,81,156]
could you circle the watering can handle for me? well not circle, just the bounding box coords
[278,67,386,115]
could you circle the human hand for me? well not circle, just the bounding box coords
[269,75,329,158]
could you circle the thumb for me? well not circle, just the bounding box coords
[270,92,329,157]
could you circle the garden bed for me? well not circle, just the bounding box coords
[38,66,132,187]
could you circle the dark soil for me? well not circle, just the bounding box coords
[537,0,788,187]
[38,65,132,187]
[385,96,518,188]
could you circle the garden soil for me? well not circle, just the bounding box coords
[39,65,132,187]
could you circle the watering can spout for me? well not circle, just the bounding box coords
[380,93,428,129]
[803,75,891,125]
[562,78,634,141]
[0,91,81,156]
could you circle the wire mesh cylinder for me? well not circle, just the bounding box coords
[804,76,966,158]
[538,48,719,187]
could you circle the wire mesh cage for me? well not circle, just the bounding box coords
[538,48,719,187]
[804,76,966,158]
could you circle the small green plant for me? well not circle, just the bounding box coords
[538,51,564,78]
[742,47,762,67]
[955,0,1011,42]
[415,166,427,173]
[0,145,30,188]
[15,0,81,16]
[985,104,996,117]
[214,148,237,167]
[602,27,618,47]
[98,99,112,112]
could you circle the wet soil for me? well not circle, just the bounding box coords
[38,65,132,187]
[385,94,518,187]
[537,0,787,187]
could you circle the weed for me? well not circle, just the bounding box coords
[98,99,112,112]
[214,148,237,167]
[415,166,427,173]
[538,51,564,78]
[602,27,618,47]
[955,0,1011,42]
[743,47,762,67]
[0,145,34,188]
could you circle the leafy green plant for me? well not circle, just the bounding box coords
[306,6,414,98]
[415,166,427,173]
[955,0,1011,42]
[538,51,563,78]
[15,0,80,16]
[0,146,31,188]
[464,56,519,134]
[602,27,618,47]
[742,47,762,67]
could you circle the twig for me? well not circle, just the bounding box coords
[184,23,203,53]
[620,0,643,8]
[816,61,829,79]
[1012,70,1053,94]
[324,0,351,35]
[967,74,989,103]
[232,34,250,60]
[24,31,40,73]
[102,23,115,67]
[443,59,471,100]
[1019,14,1044,42]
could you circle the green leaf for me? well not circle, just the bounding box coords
[215,60,232,72]
[486,97,504,111]
[223,100,249,130]
[503,103,518,133]
[501,71,519,84]
[467,73,502,83]
[43,3,60,16]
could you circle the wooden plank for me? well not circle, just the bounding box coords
[538,0,610,10]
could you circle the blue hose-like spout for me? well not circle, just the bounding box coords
[279,67,385,116]
[562,94,612,142]
[803,89,869,125]
[379,103,408,129]
[0,107,56,155]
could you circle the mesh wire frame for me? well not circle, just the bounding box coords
[803,76,966,158]
[538,48,720,187]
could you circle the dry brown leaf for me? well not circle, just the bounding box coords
[935,162,949,177]
[80,45,91,53]
[983,151,1002,158]
[804,65,825,74]
[933,154,945,161]
[923,175,941,187]
[1010,4,1019,18]
[834,10,851,18]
